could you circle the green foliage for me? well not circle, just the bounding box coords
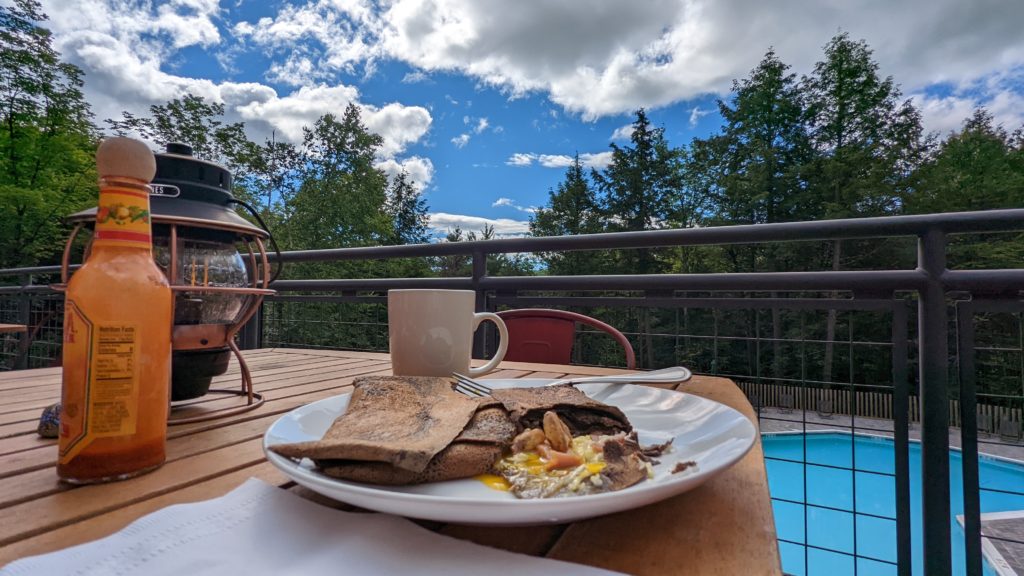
[529,154,606,275]
[0,0,97,268]
[593,109,685,275]
[434,225,537,278]
[908,110,1024,269]
[108,94,266,207]
[386,170,430,245]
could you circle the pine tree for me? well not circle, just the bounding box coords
[686,49,813,378]
[801,33,926,381]
[530,154,604,275]
[908,109,1024,269]
[593,109,684,274]
[386,170,429,245]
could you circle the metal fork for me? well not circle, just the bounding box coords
[452,372,492,397]
[452,366,693,397]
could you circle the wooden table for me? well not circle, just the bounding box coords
[0,348,781,575]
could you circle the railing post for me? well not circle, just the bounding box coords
[238,301,263,350]
[15,274,31,370]
[892,300,911,576]
[471,249,487,359]
[956,301,983,576]
[918,228,951,575]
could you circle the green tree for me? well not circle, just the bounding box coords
[385,170,430,245]
[592,109,685,367]
[801,33,925,380]
[907,109,1024,268]
[281,104,391,252]
[0,0,97,268]
[530,154,605,275]
[685,49,813,378]
[108,95,267,207]
[593,108,684,274]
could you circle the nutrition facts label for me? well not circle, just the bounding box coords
[90,324,139,436]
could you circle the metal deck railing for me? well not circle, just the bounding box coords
[3,208,1024,575]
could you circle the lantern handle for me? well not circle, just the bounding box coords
[229,198,283,284]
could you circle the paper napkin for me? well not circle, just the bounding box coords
[1,478,625,576]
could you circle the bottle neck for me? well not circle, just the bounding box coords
[93,176,153,253]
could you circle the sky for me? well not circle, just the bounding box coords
[33,0,1024,237]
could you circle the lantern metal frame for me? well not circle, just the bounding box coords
[59,212,275,425]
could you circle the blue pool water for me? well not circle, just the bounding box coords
[762,433,1024,576]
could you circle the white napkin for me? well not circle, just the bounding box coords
[2,478,625,576]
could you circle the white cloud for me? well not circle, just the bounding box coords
[492,197,536,213]
[610,124,634,141]
[39,0,1024,159]
[231,0,377,84]
[40,0,432,161]
[506,153,536,166]
[375,156,435,192]
[402,71,430,83]
[688,106,712,127]
[474,117,489,133]
[508,151,613,169]
[451,133,471,148]
[226,0,1024,127]
[375,0,1024,121]
[911,69,1024,136]
[429,212,530,236]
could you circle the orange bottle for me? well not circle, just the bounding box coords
[58,137,172,483]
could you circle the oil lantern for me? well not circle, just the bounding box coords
[61,143,276,423]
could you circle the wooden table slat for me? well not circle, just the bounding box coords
[0,348,781,575]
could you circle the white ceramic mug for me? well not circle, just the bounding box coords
[388,289,509,377]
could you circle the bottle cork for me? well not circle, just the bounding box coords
[95,137,156,183]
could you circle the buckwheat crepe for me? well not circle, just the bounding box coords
[270,376,483,473]
[490,383,631,436]
[269,376,635,486]
[270,376,518,485]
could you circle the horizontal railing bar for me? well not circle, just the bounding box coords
[770,495,896,521]
[267,271,928,293]
[0,285,58,295]
[482,271,928,291]
[269,209,1024,262]
[775,537,898,566]
[270,277,474,291]
[491,296,905,311]
[763,455,895,477]
[943,270,1024,293]
[0,264,69,277]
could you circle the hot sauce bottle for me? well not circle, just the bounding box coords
[58,137,172,483]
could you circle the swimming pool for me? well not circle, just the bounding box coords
[762,432,1024,576]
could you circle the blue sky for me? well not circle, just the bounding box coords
[36,0,1024,236]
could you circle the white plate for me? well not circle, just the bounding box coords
[263,379,757,525]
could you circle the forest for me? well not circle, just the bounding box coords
[3,0,1024,399]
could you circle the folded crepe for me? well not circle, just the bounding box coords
[270,376,484,472]
[318,398,516,485]
[490,383,631,436]
[270,376,517,485]
[270,377,633,486]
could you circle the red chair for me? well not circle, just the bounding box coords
[495,309,636,369]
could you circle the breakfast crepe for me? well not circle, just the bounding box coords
[490,383,632,435]
[318,399,516,485]
[269,376,481,473]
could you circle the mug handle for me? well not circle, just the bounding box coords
[468,312,509,377]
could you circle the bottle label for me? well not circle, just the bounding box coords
[59,301,141,465]
[93,186,152,249]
